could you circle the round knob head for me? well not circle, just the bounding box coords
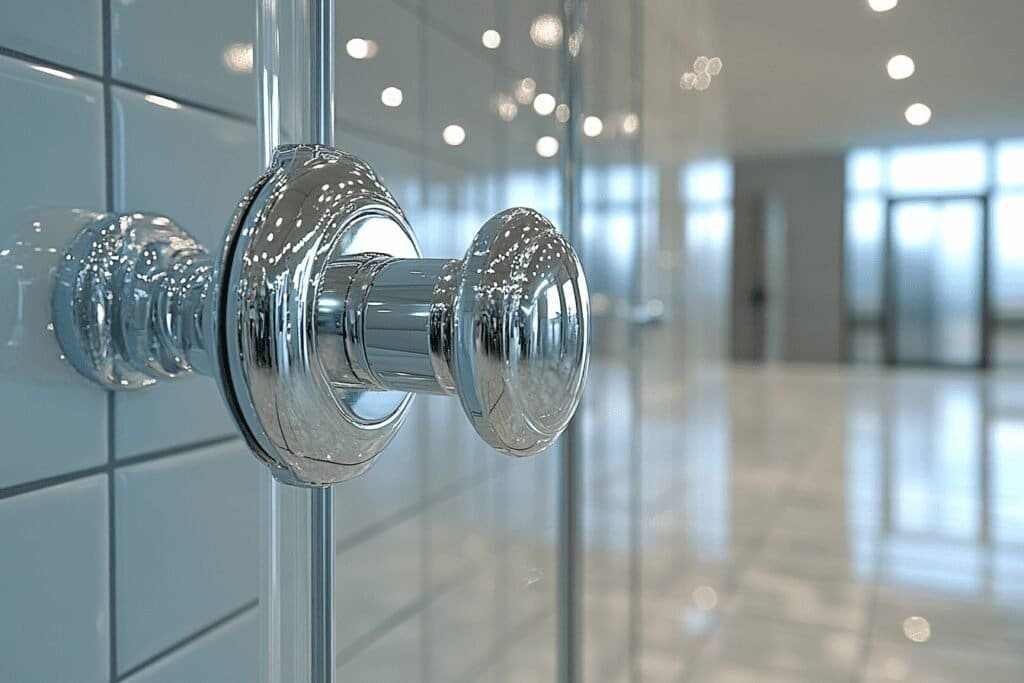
[452,208,590,456]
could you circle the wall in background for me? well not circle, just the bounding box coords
[731,154,846,364]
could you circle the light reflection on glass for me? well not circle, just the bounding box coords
[529,14,562,49]
[221,42,254,73]
[144,94,182,110]
[345,37,378,60]
[533,92,556,116]
[442,124,466,146]
[481,29,501,49]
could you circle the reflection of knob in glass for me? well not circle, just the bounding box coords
[51,145,590,486]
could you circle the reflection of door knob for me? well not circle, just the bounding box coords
[52,145,590,486]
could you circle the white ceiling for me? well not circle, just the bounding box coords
[636,0,1024,161]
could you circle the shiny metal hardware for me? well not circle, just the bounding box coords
[52,144,590,486]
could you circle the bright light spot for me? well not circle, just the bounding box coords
[144,94,182,110]
[902,616,931,643]
[536,135,559,158]
[555,103,570,123]
[693,56,709,73]
[621,112,639,135]
[707,57,723,75]
[533,92,556,116]
[680,72,696,90]
[482,29,501,49]
[530,14,562,48]
[30,64,75,80]
[904,102,932,126]
[694,73,711,91]
[887,54,915,80]
[380,86,403,107]
[583,115,603,137]
[345,38,378,60]
[514,77,536,104]
[222,42,253,73]
[442,124,466,146]
[492,93,518,121]
[868,0,898,11]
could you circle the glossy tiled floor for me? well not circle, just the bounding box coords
[599,361,1024,682]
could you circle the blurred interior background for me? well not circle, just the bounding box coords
[3,0,1024,681]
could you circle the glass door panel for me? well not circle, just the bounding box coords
[889,198,984,366]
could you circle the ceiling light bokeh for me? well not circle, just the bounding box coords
[530,14,562,49]
[345,38,378,59]
[533,93,556,116]
[904,103,932,126]
[583,116,603,137]
[442,124,466,146]
[887,54,915,80]
[868,0,898,12]
[536,136,559,158]
[380,86,403,107]
[514,77,537,104]
[482,29,501,49]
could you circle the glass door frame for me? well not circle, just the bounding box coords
[881,192,993,369]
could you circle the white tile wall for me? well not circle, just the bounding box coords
[122,609,258,683]
[0,475,109,682]
[109,85,257,459]
[0,1,102,74]
[111,0,256,117]
[0,1,566,680]
[0,54,107,488]
[114,442,259,673]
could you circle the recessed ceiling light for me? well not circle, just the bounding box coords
[533,92,556,116]
[904,102,932,126]
[442,124,466,146]
[530,14,562,48]
[482,29,501,49]
[514,77,536,104]
[346,38,378,59]
[583,115,603,137]
[887,54,915,80]
[868,0,898,12]
[621,113,639,135]
[380,86,403,107]
[536,136,559,158]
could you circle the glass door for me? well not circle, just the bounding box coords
[886,198,986,367]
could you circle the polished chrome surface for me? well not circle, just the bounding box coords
[220,144,420,486]
[51,144,590,484]
[52,212,215,389]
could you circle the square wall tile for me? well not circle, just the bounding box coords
[0,2,102,74]
[124,609,257,683]
[115,442,260,673]
[111,0,256,117]
[110,85,258,458]
[0,475,109,682]
[335,515,424,656]
[0,55,107,487]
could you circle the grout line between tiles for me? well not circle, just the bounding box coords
[334,462,499,556]
[115,600,258,681]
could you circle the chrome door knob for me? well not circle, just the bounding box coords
[52,145,590,485]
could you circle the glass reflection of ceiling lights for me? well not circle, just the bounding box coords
[621,113,639,136]
[144,94,182,110]
[868,0,898,12]
[515,77,537,104]
[492,93,518,122]
[905,103,932,126]
[536,136,559,158]
[30,64,75,81]
[380,86,403,108]
[583,116,603,138]
[681,56,722,91]
[533,93,556,116]
[530,14,562,49]
[555,104,570,123]
[345,37,378,60]
[887,54,915,80]
[442,124,466,146]
[482,29,501,49]
[222,42,253,73]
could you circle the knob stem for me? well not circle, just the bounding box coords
[316,256,458,396]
